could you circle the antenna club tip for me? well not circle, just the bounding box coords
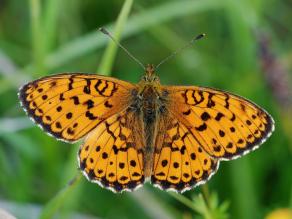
[195,33,206,40]
[98,27,108,35]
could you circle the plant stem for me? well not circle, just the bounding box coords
[169,190,214,219]
[39,173,82,219]
[202,184,211,209]
[43,0,60,53]
[169,192,201,213]
[97,0,133,75]
[29,0,45,74]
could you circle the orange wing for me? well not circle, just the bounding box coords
[18,73,135,142]
[78,109,145,192]
[164,86,274,160]
[152,114,219,192]
[151,86,274,192]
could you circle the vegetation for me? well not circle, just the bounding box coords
[0,0,291,218]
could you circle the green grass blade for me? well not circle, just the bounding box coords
[230,159,258,219]
[97,0,133,75]
[39,173,82,219]
[29,0,45,74]
[43,0,60,53]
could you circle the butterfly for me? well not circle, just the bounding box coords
[18,63,274,193]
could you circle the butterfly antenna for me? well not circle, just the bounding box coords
[99,27,146,70]
[155,33,206,70]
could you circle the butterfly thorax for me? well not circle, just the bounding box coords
[138,68,162,120]
[134,64,168,178]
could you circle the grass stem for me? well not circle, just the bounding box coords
[29,0,45,74]
[97,0,133,75]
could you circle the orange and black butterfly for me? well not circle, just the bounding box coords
[18,31,274,193]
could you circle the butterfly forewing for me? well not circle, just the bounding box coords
[19,73,135,142]
[164,86,274,160]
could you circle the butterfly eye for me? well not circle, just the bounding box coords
[162,90,169,96]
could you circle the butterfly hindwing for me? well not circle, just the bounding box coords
[152,115,219,192]
[19,73,135,142]
[165,86,275,160]
[78,109,145,192]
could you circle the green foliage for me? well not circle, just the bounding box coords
[191,193,229,219]
[0,0,291,218]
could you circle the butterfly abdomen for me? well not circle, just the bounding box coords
[139,86,156,177]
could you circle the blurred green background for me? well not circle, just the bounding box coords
[0,0,291,218]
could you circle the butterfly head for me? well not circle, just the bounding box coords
[142,64,160,83]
